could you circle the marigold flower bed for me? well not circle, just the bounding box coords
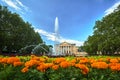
[0,55,120,80]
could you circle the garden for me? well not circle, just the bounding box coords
[0,4,120,80]
[0,55,120,80]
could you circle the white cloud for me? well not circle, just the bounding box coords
[35,28,84,46]
[2,0,29,13]
[2,0,21,10]
[105,1,120,15]
[35,28,55,41]
[16,0,28,11]
[59,38,83,46]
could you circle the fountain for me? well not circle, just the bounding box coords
[54,17,60,55]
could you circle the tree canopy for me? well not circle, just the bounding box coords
[83,5,120,55]
[0,5,48,53]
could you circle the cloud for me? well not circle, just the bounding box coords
[35,28,55,41]
[2,0,21,10]
[105,1,120,15]
[16,0,28,11]
[35,28,84,46]
[2,0,29,13]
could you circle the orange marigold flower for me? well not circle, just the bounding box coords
[60,61,70,68]
[21,67,29,73]
[108,63,117,67]
[0,58,2,63]
[25,60,39,67]
[7,57,20,64]
[37,63,46,72]
[39,58,46,62]
[31,56,40,61]
[76,57,81,60]
[89,59,97,64]
[91,62,108,69]
[106,57,111,62]
[45,63,53,68]
[82,66,89,75]
[109,63,120,71]
[117,58,120,61]
[1,58,8,63]
[70,62,75,66]
[97,58,104,62]
[70,59,76,63]
[110,58,119,63]
[54,57,66,64]
[75,64,89,74]
[13,62,23,67]
[52,65,59,70]
[79,59,89,64]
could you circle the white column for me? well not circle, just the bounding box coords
[68,46,69,54]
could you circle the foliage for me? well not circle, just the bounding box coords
[0,5,43,53]
[83,5,120,55]
[0,55,120,80]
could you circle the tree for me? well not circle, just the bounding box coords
[0,5,44,53]
[83,5,120,55]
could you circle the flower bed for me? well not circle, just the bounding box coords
[0,55,120,80]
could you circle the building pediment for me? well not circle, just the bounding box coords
[60,42,71,46]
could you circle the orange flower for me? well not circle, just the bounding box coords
[75,64,89,74]
[7,57,20,64]
[117,58,120,61]
[54,57,66,64]
[79,59,89,64]
[21,67,29,73]
[0,58,2,63]
[82,66,89,75]
[106,57,111,62]
[60,61,70,68]
[37,63,46,72]
[91,62,108,69]
[89,59,97,64]
[110,58,119,63]
[97,58,104,62]
[70,62,75,66]
[1,58,8,63]
[108,63,117,67]
[13,62,23,67]
[52,65,59,70]
[45,63,53,68]
[70,59,76,63]
[109,63,120,71]
[25,60,39,67]
[39,58,46,62]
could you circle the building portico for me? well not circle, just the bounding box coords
[55,42,78,55]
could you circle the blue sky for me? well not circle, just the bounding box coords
[0,0,120,46]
